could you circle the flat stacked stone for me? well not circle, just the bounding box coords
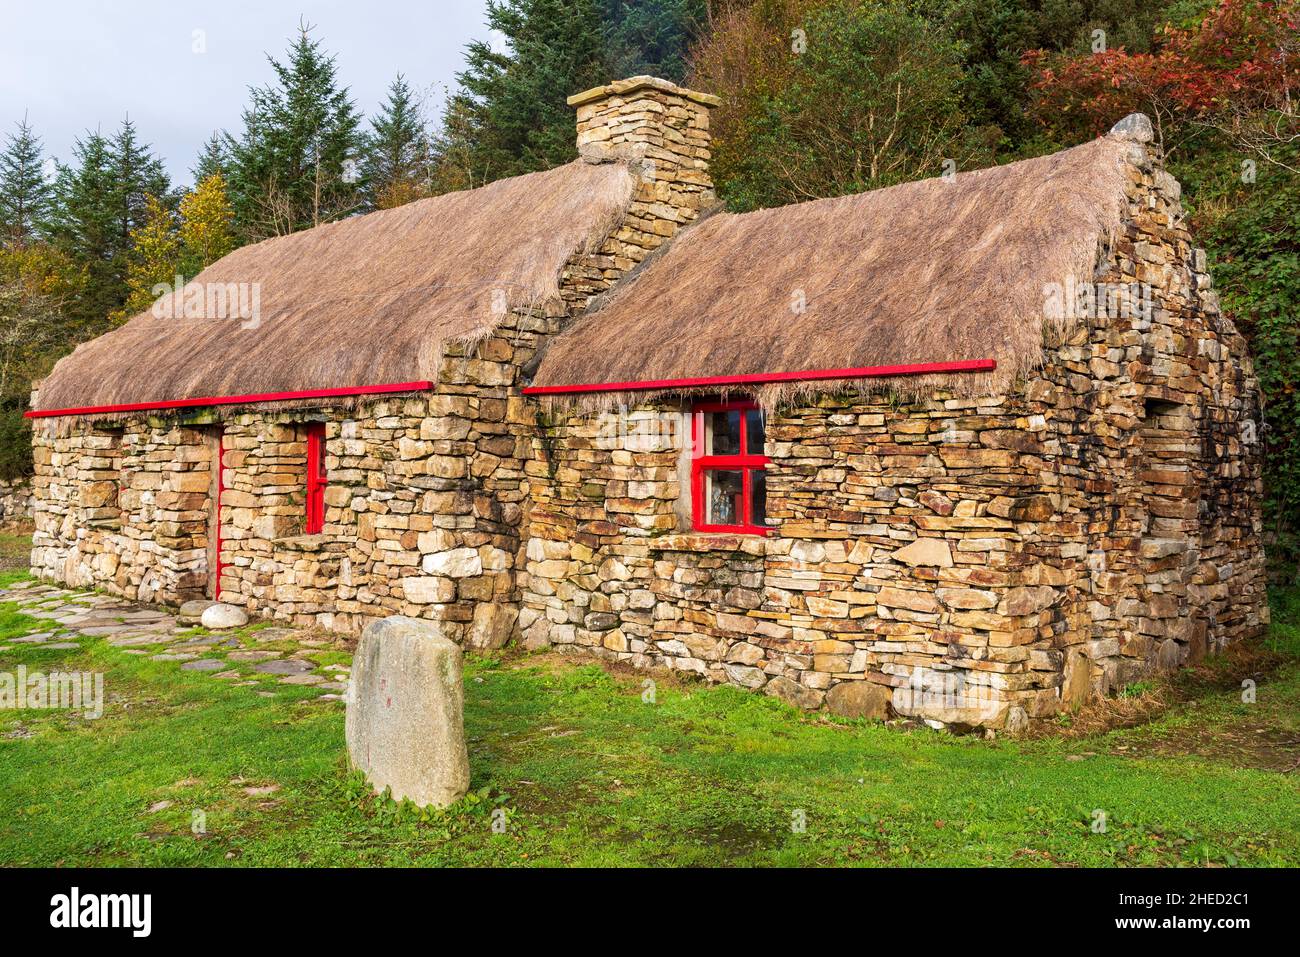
[29,76,721,652]
[517,124,1265,731]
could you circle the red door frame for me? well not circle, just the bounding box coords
[305,422,326,534]
[691,400,770,535]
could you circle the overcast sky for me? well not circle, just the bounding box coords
[0,0,492,185]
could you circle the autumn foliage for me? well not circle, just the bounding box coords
[1024,0,1300,159]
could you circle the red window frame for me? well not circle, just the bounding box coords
[305,422,327,535]
[691,400,769,535]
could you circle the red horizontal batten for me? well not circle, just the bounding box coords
[521,359,997,396]
[25,381,435,419]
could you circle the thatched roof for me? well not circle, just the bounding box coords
[34,160,635,414]
[531,134,1137,407]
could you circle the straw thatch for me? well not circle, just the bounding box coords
[532,134,1136,409]
[35,160,636,413]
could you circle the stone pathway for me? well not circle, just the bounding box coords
[0,580,351,702]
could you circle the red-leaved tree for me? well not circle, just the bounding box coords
[1024,0,1298,167]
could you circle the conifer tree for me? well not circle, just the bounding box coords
[192,133,229,185]
[106,118,171,248]
[46,120,170,329]
[437,0,607,183]
[225,22,364,238]
[0,116,52,247]
[601,0,707,83]
[362,74,431,210]
[47,131,118,327]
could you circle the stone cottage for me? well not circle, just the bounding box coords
[27,76,1266,731]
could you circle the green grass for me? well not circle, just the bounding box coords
[1,578,1298,866]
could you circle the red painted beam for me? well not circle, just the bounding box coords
[25,381,435,419]
[522,359,997,396]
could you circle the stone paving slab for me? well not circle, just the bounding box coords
[252,659,315,676]
[181,659,228,672]
[108,635,171,647]
[247,628,299,643]
[0,583,351,703]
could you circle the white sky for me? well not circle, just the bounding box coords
[0,0,493,185]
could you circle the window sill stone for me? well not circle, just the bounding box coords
[648,532,767,555]
[274,533,329,552]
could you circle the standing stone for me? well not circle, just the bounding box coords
[345,616,470,808]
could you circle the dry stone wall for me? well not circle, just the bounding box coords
[31,421,215,603]
[521,397,1065,729]
[0,477,33,524]
[30,77,718,646]
[1037,131,1266,691]
[25,86,1265,732]
[519,133,1266,731]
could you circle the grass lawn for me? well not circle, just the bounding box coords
[0,524,34,573]
[1,552,1297,866]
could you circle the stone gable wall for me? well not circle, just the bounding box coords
[1043,136,1266,690]
[518,137,1266,731]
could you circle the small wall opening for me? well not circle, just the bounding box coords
[1143,396,1183,419]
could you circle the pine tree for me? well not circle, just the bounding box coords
[192,132,229,185]
[362,74,432,210]
[46,120,170,330]
[106,117,171,255]
[47,130,119,327]
[602,0,708,83]
[0,116,52,247]
[178,173,235,273]
[438,0,608,184]
[225,22,364,238]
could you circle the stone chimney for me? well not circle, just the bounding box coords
[569,75,718,226]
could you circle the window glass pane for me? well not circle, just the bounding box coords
[745,409,765,455]
[705,470,744,526]
[750,470,766,526]
[707,410,741,456]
